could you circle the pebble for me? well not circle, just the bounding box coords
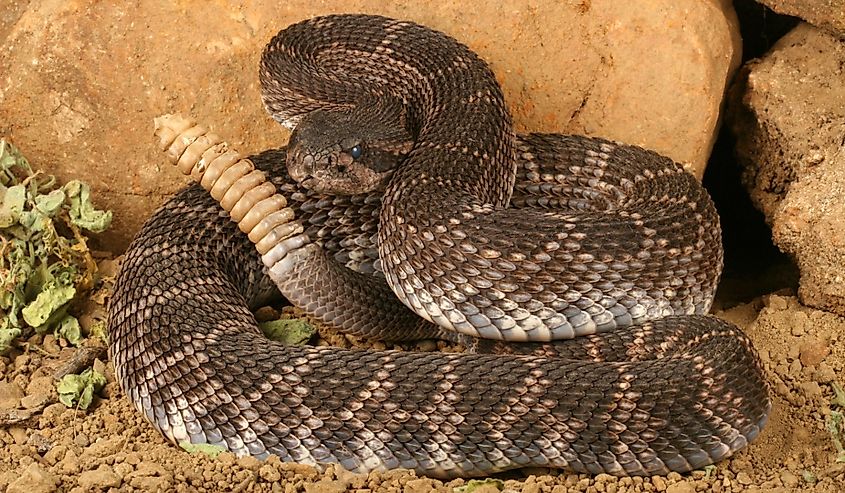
[765,295,788,311]
[114,462,134,478]
[60,450,81,474]
[100,411,121,432]
[129,475,170,491]
[0,381,25,409]
[42,334,61,354]
[97,258,119,278]
[789,359,803,376]
[305,479,349,493]
[237,455,261,471]
[11,375,26,393]
[799,337,830,367]
[93,358,109,379]
[736,471,753,485]
[7,443,25,459]
[74,432,91,447]
[790,311,810,330]
[416,339,437,351]
[20,392,50,409]
[26,376,53,395]
[652,475,667,491]
[6,463,58,493]
[774,380,790,398]
[521,483,541,493]
[217,451,237,465]
[26,432,53,454]
[9,426,27,445]
[404,478,436,493]
[780,471,799,487]
[666,483,696,493]
[14,353,30,370]
[815,362,837,383]
[83,436,124,458]
[43,444,67,465]
[799,381,823,399]
[78,465,122,490]
[259,464,281,482]
[254,306,280,322]
[41,402,67,422]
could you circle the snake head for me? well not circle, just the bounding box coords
[286,107,413,195]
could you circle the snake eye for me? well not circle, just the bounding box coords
[349,144,363,159]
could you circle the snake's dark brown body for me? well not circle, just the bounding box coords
[109,14,770,479]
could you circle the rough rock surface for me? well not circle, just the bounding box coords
[729,23,845,316]
[754,0,845,37]
[0,0,740,250]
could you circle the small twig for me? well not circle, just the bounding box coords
[52,345,107,380]
[0,401,49,426]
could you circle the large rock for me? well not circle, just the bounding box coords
[729,23,845,315]
[753,0,845,37]
[0,0,740,252]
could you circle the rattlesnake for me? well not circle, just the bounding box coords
[109,14,770,479]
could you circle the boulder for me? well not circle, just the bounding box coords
[0,0,740,251]
[753,0,845,37]
[729,23,845,315]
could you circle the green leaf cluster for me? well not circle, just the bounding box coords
[454,479,504,493]
[56,367,107,409]
[179,441,228,458]
[0,139,111,351]
[258,317,316,345]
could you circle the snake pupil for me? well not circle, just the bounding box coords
[350,144,363,159]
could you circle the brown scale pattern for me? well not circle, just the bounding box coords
[111,144,769,477]
[262,16,718,342]
[110,14,770,479]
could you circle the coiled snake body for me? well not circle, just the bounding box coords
[109,14,770,478]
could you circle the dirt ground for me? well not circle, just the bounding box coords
[2,2,845,493]
[0,261,844,491]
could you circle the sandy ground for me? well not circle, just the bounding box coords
[1,2,844,492]
[0,261,844,491]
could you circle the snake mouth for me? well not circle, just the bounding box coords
[298,176,322,192]
[286,143,394,195]
[285,147,313,184]
[300,167,393,195]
